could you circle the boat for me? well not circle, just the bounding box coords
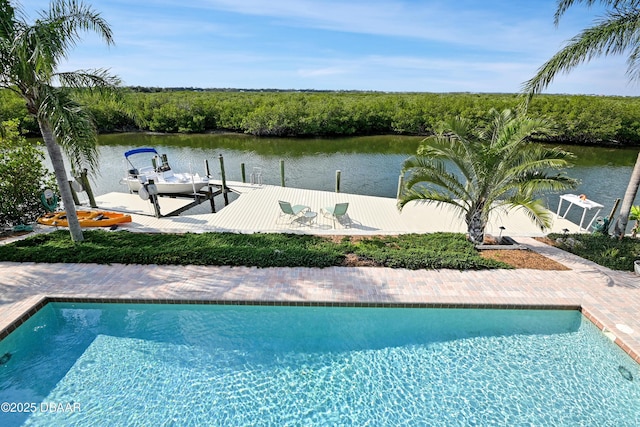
[120,148,209,194]
[37,211,132,227]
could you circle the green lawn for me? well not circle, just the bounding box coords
[0,230,509,270]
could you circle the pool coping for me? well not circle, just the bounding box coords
[2,295,637,365]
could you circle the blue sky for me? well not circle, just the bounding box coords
[18,0,640,95]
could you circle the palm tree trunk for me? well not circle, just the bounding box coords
[38,119,84,242]
[467,206,486,245]
[613,151,640,238]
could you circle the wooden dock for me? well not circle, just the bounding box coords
[94,182,586,236]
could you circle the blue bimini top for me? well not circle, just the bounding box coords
[124,147,159,158]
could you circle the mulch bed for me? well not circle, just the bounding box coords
[479,249,569,270]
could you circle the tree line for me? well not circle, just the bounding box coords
[1,88,639,145]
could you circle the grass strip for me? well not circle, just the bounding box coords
[0,230,509,270]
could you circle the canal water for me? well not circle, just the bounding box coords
[45,133,640,230]
[95,133,420,199]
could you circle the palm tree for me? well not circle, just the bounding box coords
[0,0,119,242]
[398,109,577,245]
[522,0,640,238]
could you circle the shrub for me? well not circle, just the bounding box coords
[548,233,640,271]
[0,120,57,227]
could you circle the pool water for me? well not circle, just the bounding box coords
[0,303,638,426]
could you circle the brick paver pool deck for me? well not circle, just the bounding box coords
[0,237,638,363]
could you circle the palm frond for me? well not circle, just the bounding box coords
[55,68,121,90]
[401,154,438,172]
[518,172,579,193]
[555,1,625,24]
[40,0,114,49]
[490,150,576,201]
[417,133,478,183]
[402,157,469,200]
[398,187,466,214]
[504,196,554,230]
[523,8,640,95]
[496,118,552,148]
[438,115,476,141]
[503,148,575,180]
[554,1,639,24]
[628,42,640,80]
[479,108,514,143]
[38,85,98,174]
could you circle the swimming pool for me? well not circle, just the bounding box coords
[0,303,638,426]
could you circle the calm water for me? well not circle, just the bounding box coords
[43,133,640,225]
[94,133,422,199]
[0,303,638,426]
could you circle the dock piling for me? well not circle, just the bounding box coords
[207,185,216,213]
[80,169,97,208]
[69,180,80,205]
[608,198,621,224]
[335,170,341,193]
[280,160,285,187]
[204,159,216,213]
[396,174,405,199]
[219,154,229,205]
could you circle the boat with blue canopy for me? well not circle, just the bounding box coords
[120,148,209,194]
